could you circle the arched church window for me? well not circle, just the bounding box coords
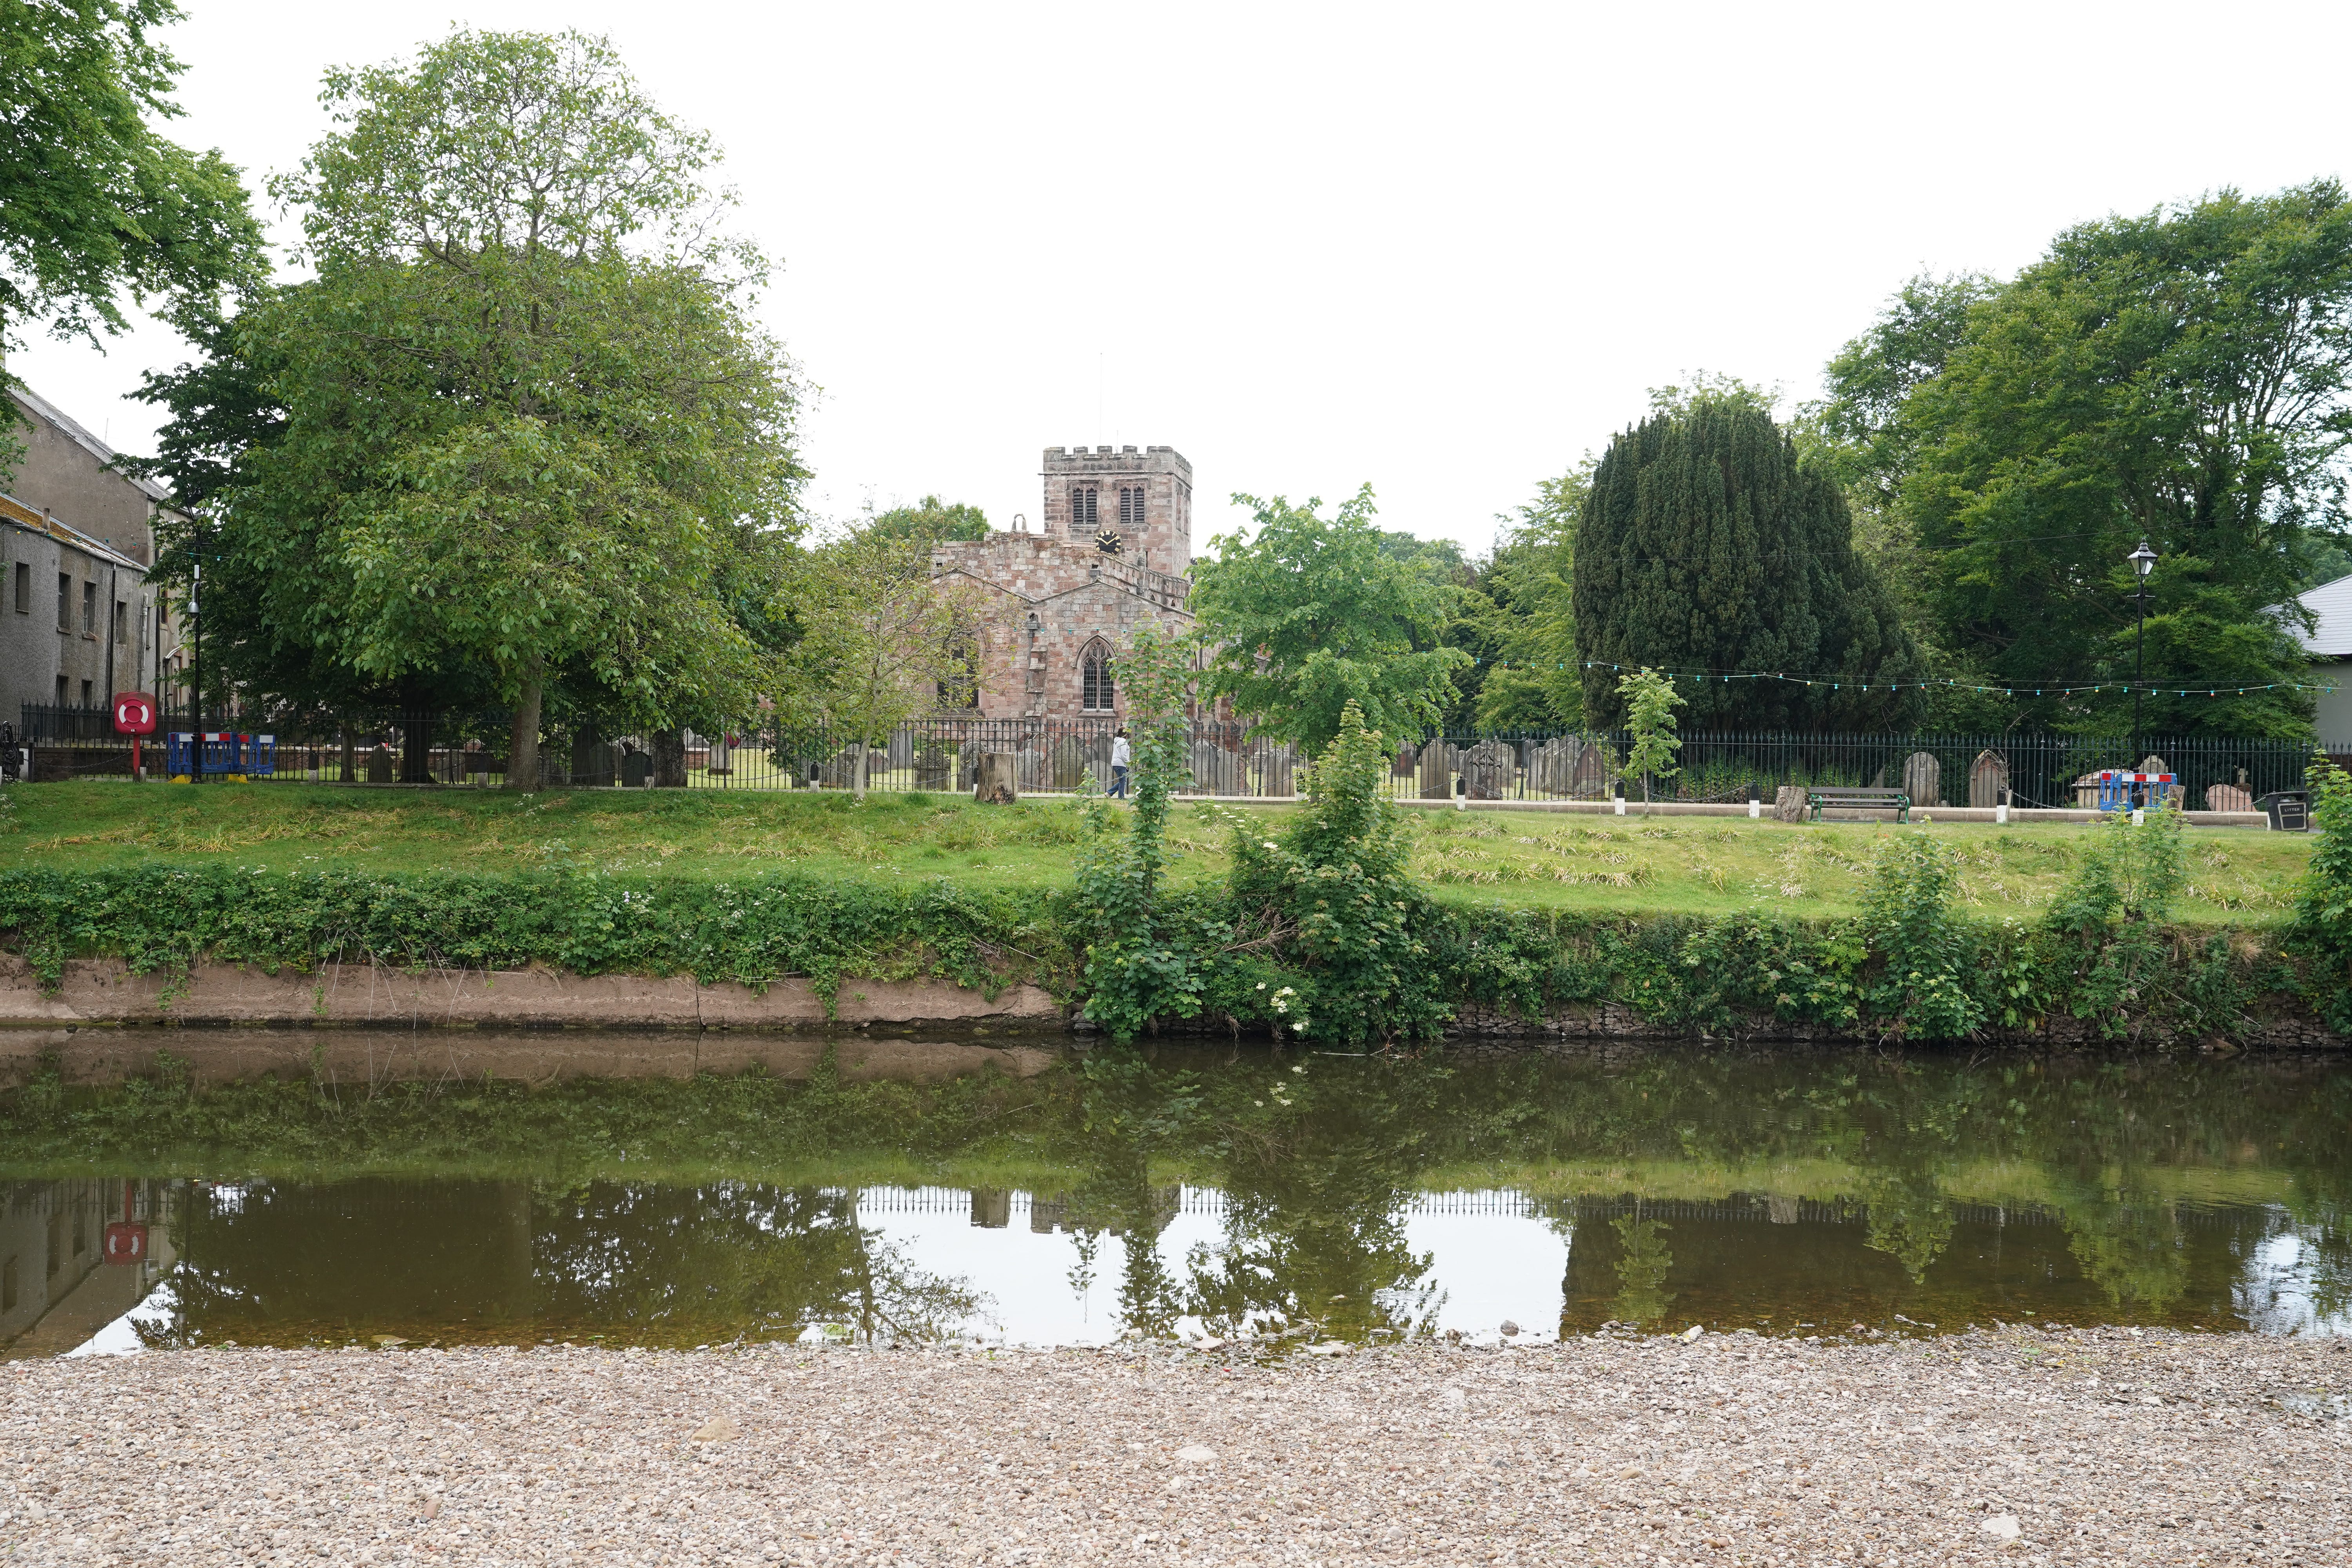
[1070,486,1098,531]
[1080,640,1116,713]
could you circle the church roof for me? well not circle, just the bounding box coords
[2293,572,2352,658]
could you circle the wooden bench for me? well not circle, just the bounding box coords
[1806,786,1911,823]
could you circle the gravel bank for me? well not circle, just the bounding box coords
[5,1327,2348,1565]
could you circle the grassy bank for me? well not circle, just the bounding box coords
[0,779,2312,922]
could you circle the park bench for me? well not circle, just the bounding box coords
[1806,786,1910,823]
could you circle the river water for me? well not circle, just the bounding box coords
[4,1039,2347,1355]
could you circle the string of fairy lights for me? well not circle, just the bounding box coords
[1471,659,2343,699]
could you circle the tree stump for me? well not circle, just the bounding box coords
[974,751,1020,804]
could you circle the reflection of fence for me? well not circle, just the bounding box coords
[16,702,2323,808]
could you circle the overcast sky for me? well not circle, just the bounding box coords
[14,1,2352,555]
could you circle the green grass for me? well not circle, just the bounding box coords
[0,780,2313,922]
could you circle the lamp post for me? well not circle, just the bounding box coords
[2127,539,2158,764]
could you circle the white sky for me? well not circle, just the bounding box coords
[13,0,2352,555]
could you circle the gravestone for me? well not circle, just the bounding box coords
[1531,737,1583,796]
[1967,749,2009,808]
[1418,742,1454,800]
[2205,782,2252,813]
[1773,783,1808,823]
[1189,739,1224,794]
[1015,746,1042,790]
[1462,739,1516,800]
[365,744,394,784]
[819,746,868,789]
[1261,741,1296,797]
[1900,751,1942,809]
[1570,743,1615,798]
[1047,736,1088,790]
[621,748,654,788]
[912,743,952,791]
[886,730,914,770]
[2070,772,2103,808]
[1392,744,1417,778]
[2138,754,2168,777]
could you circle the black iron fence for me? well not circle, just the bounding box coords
[12,703,2325,809]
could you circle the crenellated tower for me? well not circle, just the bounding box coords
[1039,445,1193,577]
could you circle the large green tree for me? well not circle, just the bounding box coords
[1189,486,1471,750]
[156,29,804,783]
[0,0,260,382]
[1572,397,1924,730]
[1818,183,2352,737]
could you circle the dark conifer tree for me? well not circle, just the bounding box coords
[1572,401,1924,730]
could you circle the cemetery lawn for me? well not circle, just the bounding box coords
[0,780,2313,924]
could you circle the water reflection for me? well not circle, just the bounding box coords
[4,1045,2351,1352]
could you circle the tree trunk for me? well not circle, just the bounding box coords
[652,728,687,788]
[850,739,869,801]
[505,667,544,791]
[975,751,1020,805]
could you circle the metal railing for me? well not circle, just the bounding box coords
[14,704,2325,809]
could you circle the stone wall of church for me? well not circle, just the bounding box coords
[935,533,1195,722]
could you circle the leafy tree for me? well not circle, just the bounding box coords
[865,495,989,546]
[1225,702,1448,1045]
[1074,626,1202,1037]
[1614,666,1683,801]
[775,524,978,800]
[155,29,804,783]
[1819,184,2352,737]
[1189,486,1471,750]
[0,0,261,399]
[1572,398,1926,729]
[1471,459,1588,730]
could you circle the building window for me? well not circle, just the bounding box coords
[1070,486,1097,531]
[54,675,67,706]
[81,680,94,708]
[82,580,96,633]
[12,561,25,613]
[1119,486,1146,527]
[115,600,127,642]
[1080,639,1116,713]
[57,572,70,631]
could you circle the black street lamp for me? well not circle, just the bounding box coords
[2128,539,2158,762]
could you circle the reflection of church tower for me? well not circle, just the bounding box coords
[1040,446,1193,577]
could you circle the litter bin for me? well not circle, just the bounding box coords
[2255,790,2310,832]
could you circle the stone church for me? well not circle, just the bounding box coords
[930,445,1200,722]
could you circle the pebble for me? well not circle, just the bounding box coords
[3,1327,2347,1564]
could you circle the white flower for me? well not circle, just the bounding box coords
[1256,982,1266,990]
[1263,841,1279,851]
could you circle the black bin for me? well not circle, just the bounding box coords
[2256,790,2311,832]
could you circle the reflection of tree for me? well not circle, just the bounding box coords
[1610,1215,1675,1324]
[2047,1178,2188,1313]
[1862,1172,1955,1283]
[531,1182,982,1343]
[1177,1059,1441,1341]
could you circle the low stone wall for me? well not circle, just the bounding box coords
[0,954,1063,1033]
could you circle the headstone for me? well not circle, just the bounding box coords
[1900,751,1941,809]
[1570,742,1614,798]
[1462,739,1515,800]
[1967,749,2009,808]
[2138,754,2168,777]
[887,730,914,770]
[2071,771,2103,809]
[1262,740,1296,797]
[1048,736,1088,789]
[366,744,394,784]
[1418,742,1454,800]
[1015,746,1042,790]
[621,749,654,788]
[819,746,868,789]
[1530,737,1581,796]
[2204,782,2252,813]
[1773,783,1807,823]
[1392,744,1417,778]
[1190,739,1224,794]
[912,743,951,790]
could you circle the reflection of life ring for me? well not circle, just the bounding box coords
[103,1222,147,1264]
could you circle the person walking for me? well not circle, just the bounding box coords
[1109,729,1131,799]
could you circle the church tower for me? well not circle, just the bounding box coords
[1039,446,1193,577]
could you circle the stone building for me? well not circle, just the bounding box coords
[1,385,186,731]
[930,445,1200,722]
